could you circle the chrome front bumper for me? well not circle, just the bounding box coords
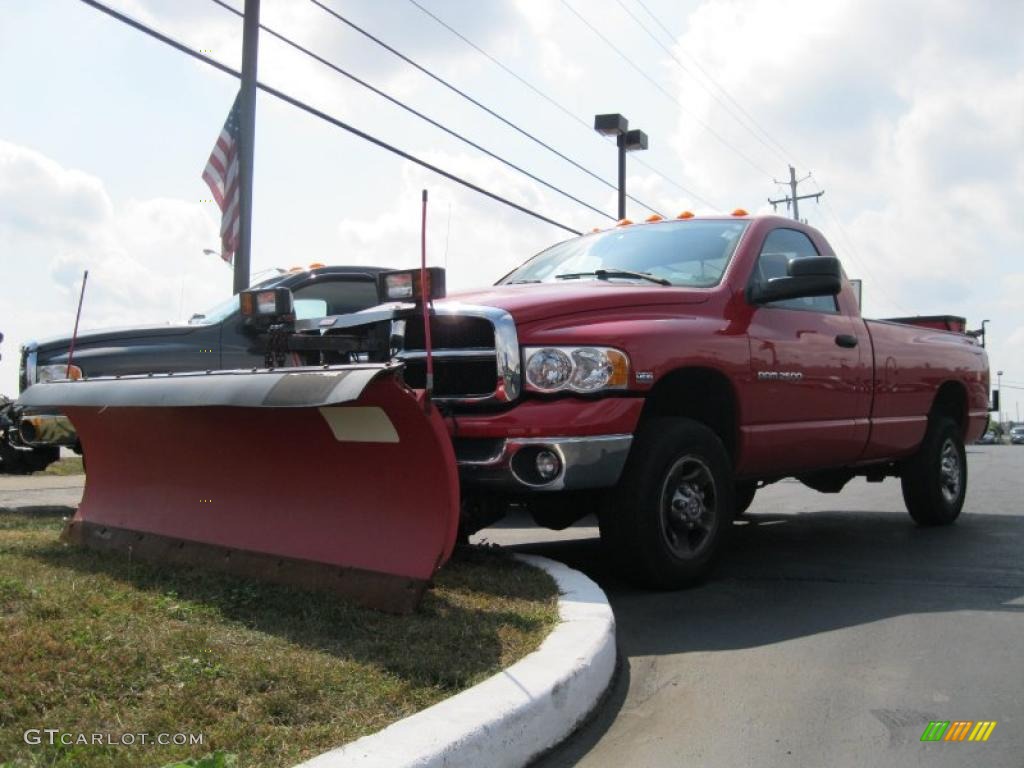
[458,434,633,491]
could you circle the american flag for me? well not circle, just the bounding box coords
[202,94,241,265]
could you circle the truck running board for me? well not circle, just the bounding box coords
[18,365,460,613]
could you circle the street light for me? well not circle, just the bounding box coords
[997,370,1004,429]
[594,113,649,220]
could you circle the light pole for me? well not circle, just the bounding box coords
[594,114,649,220]
[997,370,1003,430]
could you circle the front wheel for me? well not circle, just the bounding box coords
[599,418,734,589]
[734,481,757,518]
[900,417,966,526]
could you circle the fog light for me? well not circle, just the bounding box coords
[536,449,561,481]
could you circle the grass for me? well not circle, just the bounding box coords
[0,509,559,768]
[35,457,84,476]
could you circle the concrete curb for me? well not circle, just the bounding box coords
[296,554,616,768]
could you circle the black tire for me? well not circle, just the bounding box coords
[0,440,58,475]
[599,418,734,588]
[734,481,757,518]
[900,417,966,526]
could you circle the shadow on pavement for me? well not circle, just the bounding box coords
[503,508,1024,656]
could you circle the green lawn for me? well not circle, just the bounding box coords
[0,509,558,768]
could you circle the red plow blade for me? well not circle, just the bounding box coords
[18,366,459,613]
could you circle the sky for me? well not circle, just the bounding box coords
[1,0,1022,419]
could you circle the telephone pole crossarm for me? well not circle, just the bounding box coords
[768,189,824,207]
[768,165,824,221]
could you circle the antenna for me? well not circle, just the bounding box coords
[66,270,89,378]
[420,189,434,406]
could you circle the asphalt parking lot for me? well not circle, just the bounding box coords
[3,446,1021,768]
[479,445,1024,768]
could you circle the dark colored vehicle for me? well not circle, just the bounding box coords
[1,331,59,473]
[8,266,389,468]
[1011,426,1024,445]
[975,431,997,445]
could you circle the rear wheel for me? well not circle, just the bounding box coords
[599,418,734,588]
[900,417,966,526]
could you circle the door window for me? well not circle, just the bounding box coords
[754,228,838,313]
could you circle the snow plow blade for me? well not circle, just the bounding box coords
[17,365,459,613]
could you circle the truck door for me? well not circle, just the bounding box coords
[742,228,871,475]
[219,274,381,368]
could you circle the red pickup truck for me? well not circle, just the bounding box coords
[24,213,988,596]
[396,213,989,587]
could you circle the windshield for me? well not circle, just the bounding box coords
[499,219,749,288]
[188,274,289,325]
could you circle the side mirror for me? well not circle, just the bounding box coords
[748,256,843,305]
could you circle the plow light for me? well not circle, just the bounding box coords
[240,287,295,328]
[377,267,446,304]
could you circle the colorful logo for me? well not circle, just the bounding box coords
[920,721,997,742]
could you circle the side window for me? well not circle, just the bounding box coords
[754,228,838,313]
[292,278,380,318]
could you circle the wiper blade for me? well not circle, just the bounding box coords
[506,279,541,284]
[555,269,671,286]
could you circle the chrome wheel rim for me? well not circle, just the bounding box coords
[939,438,962,504]
[660,455,717,558]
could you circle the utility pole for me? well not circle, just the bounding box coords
[234,0,261,295]
[768,165,823,222]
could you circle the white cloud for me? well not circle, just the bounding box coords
[0,140,229,392]
[335,148,595,292]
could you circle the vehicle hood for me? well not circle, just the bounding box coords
[439,282,711,325]
[33,324,203,354]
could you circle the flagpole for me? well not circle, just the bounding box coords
[234,0,260,294]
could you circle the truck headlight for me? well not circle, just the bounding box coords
[37,364,83,383]
[523,347,629,393]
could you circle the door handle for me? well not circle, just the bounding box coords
[835,334,858,348]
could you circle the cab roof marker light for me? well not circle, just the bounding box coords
[645,214,664,222]
[731,208,749,217]
[616,218,634,227]
[677,211,695,219]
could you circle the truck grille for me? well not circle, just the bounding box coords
[394,306,520,404]
[403,315,494,349]
[402,358,497,398]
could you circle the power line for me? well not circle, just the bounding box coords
[632,0,796,164]
[623,0,913,317]
[560,0,775,179]
[407,0,590,136]
[629,154,719,209]
[77,0,583,236]
[615,0,790,167]
[209,0,615,221]
[807,173,911,315]
[404,0,721,210]
[308,0,663,216]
